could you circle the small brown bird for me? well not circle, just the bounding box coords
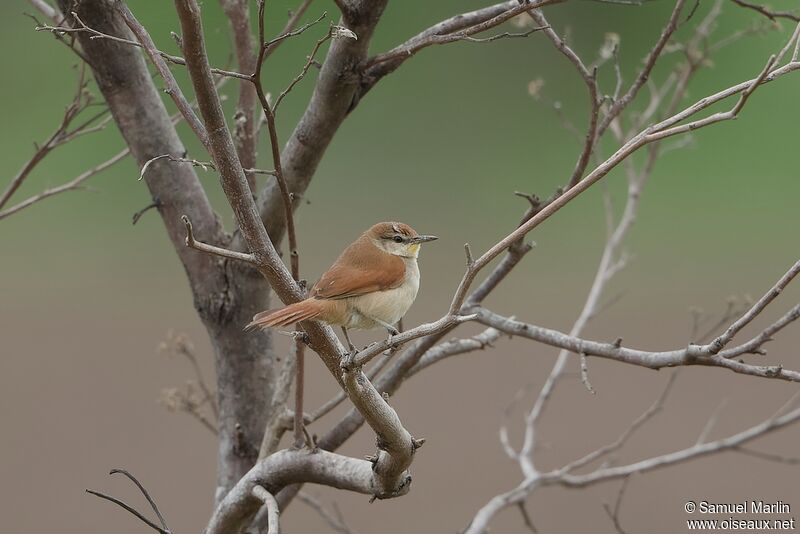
[246,222,438,350]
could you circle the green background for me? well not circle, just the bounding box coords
[1,1,799,533]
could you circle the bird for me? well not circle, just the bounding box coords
[246,222,438,352]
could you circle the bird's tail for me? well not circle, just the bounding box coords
[245,299,325,331]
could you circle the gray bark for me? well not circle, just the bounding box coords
[57,0,277,499]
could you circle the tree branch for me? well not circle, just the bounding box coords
[730,0,800,22]
[474,304,800,382]
[466,403,800,533]
[207,449,409,534]
[252,485,281,534]
[524,9,599,187]
[0,147,128,221]
[57,0,277,498]
[36,12,250,80]
[598,0,687,136]
[218,0,259,188]
[118,5,211,152]
[704,259,800,354]
[86,469,171,534]
[252,0,390,247]
[171,0,418,522]
[360,0,561,95]
[0,65,95,212]
[181,215,258,266]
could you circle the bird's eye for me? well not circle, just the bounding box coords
[393,236,403,243]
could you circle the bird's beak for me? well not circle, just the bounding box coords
[411,235,438,244]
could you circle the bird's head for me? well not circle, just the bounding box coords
[368,222,438,258]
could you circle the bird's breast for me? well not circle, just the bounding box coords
[349,258,420,327]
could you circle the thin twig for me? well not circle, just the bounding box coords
[272,25,332,113]
[730,0,799,22]
[37,12,250,80]
[86,469,171,534]
[602,476,630,534]
[262,3,324,60]
[139,154,216,181]
[0,148,128,221]
[252,485,281,534]
[181,215,259,266]
[253,0,308,447]
[598,0,687,135]
[118,5,212,151]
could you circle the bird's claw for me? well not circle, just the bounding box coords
[340,345,357,372]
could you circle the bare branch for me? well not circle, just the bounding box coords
[294,13,800,518]
[181,215,258,266]
[340,364,414,498]
[207,449,410,534]
[0,66,94,213]
[0,148,128,221]
[262,4,325,59]
[172,1,417,522]
[218,0,258,186]
[251,0,318,448]
[117,5,211,151]
[565,374,677,473]
[525,10,599,186]
[466,404,800,533]
[704,259,800,354]
[362,0,562,93]
[730,0,800,22]
[350,312,477,368]
[602,477,630,534]
[475,305,800,382]
[579,354,595,394]
[598,0,687,135]
[110,469,170,532]
[86,469,171,534]
[448,53,799,325]
[158,330,218,420]
[310,350,394,423]
[139,154,215,181]
[244,167,277,176]
[259,339,301,458]
[407,327,502,377]
[252,486,280,534]
[36,12,250,80]
[272,24,332,113]
[696,399,728,445]
[733,447,800,465]
[517,504,538,533]
[554,404,800,487]
[159,386,218,435]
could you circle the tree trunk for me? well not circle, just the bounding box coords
[58,0,277,501]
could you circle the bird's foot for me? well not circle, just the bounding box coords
[385,333,401,352]
[340,344,358,372]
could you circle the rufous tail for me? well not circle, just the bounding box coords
[245,299,324,331]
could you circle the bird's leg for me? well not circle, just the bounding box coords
[339,326,358,372]
[341,326,357,354]
[360,315,401,350]
[369,316,400,336]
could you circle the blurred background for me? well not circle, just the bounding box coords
[2,0,799,532]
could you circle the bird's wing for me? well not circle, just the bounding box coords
[311,240,405,300]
